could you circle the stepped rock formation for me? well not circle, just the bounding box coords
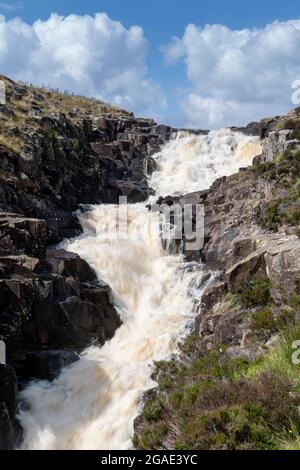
[0,77,175,447]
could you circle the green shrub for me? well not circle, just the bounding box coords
[138,422,169,450]
[276,308,296,329]
[47,129,57,141]
[170,391,183,410]
[234,276,272,308]
[142,400,164,422]
[293,131,300,141]
[282,206,300,226]
[290,295,300,311]
[251,308,277,332]
[262,200,282,231]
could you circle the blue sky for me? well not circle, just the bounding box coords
[1,0,300,127]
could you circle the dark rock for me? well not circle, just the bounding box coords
[226,251,266,290]
[0,85,175,243]
[23,350,80,381]
[0,213,47,258]
[200,281,228,312]
[43,249,97,282]
[0,363,17,448]
[0,364,18,417]
[108,179,149,203]
[0,402,14,449]
[0,105,15,118]
[0,249,121,359]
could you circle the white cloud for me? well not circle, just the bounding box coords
[0,13,166,117]
[162,20,300,128]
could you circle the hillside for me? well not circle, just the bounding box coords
[134,114,300,451]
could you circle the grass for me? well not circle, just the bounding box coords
[253,150,300,230]
[0,75,130,154]
[251,308,277,332]
[244,325,300,384]
[232,275,272,308]
[134,280,300,450]
[134,328,300,450]
[292,131,300,141]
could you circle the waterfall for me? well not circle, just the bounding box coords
[18,130,261,450]
[150,129,261,196]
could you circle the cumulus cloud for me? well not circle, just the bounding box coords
[162,20,300,128]
[0,13,166,117]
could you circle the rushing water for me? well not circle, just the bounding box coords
[19,129,261,450]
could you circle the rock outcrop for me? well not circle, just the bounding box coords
[134,110,300,450]
[0,77,175,244]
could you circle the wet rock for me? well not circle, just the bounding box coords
[0,364,18,417]
[0,402,14,450]
[23,350,80,381]
[0,249,121,359]
[108,179,149,203]
[0,213,47,258]
[43,249,98,282]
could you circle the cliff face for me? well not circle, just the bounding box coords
[0,77,174,448]
[0,76,173,243]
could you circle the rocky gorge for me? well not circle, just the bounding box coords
[0,76,174,448]
[1,75,300,450]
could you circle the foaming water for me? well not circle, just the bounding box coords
[150,129,261,196]
[18,129,261,450]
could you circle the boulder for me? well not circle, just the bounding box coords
[23,350,80,381]
[0,249,121,359]
[264,237,300,295]
[108,179,149,203]
[0,213,47,258]
[261,130,299,162]
[43,249,98,282]
[226,251,266,290]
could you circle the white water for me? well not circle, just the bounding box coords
[19,130,261,450]
[150,129,261,196]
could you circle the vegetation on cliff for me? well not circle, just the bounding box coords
[253,149,300,231]
[133,277,300,450]
[134,142,300,450]
[0,75,129,153]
